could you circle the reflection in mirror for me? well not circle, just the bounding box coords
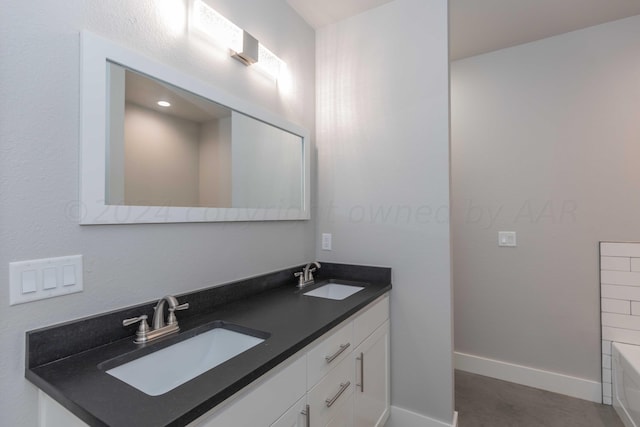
[107,62,303,210]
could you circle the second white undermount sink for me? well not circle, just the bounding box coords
[303,283,365,300]
[106,325,266,396]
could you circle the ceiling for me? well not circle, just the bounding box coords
[449,0,640,60]
[286,0,640,60]
[285,0,393,29]
[124,68,231,123]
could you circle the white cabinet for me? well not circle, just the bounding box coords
[305,294,390,427]
[308,354,355,426]
[189,354,307,427]
[354,321,390,427]
[326,394,354,427]
[39,391,89,427]
[190,295,390,427]
[271,396,308,427]
[307,321,353,387]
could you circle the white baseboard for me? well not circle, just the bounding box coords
[385,406,458,427]
[455,351,602,403]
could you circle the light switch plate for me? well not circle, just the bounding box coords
[9,255,83,305]
[498,231,517,247]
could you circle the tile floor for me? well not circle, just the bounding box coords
[455,370,624,427]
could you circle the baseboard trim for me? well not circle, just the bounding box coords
[386,406,458,427]
[455,351,602,403]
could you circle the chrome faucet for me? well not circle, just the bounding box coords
[122,295,189,344]
[152,295,189,329]
[295,261,321,288]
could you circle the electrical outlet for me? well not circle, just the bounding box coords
[322,233,332,251]
[498,232,517,247]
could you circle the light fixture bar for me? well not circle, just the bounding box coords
[254,43,284,80]
[190,0,286,81]
[192,0,243,53]
[231,30,258,66]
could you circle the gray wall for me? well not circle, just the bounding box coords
[451,15,640,382]
[316,0,453,423]
[124,102,201,207]
[231,112,303,209]
[199,118,232,207]
[0,1,315,425]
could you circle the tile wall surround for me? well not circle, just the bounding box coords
[600,242,640,405]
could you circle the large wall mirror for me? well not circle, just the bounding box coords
[80,32,310,224]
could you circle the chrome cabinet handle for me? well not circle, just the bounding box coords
[356,352,364,392]
[300,404,310,426]
[325,381,351,407]
[325,343,350,363]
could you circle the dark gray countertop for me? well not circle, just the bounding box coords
[26,263,391,427]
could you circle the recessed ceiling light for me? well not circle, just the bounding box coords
[157,101,171,107]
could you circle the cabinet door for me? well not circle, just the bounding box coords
[325,394,354,427]
[271,396,308,427]
[354,320,390,427]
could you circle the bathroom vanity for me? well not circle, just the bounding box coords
[27,263,391,427]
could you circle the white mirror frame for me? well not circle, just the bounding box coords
[79,31,310,224]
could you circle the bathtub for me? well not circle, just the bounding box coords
[613,342,640,427]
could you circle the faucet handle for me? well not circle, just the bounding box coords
[122,315,150,344]
[175,302,189,311]
[294,271,305,286]
[166,302,189,326]
[123,314,148,327]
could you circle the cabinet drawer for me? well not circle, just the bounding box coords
[353,294,389,346]
[189,354,307,427]
[326,393,354,427]
[307,321,353,387]
[308,354,355,427]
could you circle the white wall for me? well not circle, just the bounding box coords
[316,0,453,424]
[0,0,315,425]
[452,15,640,388]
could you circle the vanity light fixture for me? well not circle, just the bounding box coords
[191,0,243,53]
[191,0,285,80]
[255,43,285,81]
[157,101,171,107]
[231,30,259,66]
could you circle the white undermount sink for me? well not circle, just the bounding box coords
[106,326,265,396]
[303,283,365,300]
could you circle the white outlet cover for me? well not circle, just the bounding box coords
[498,231,517,247]
[322,233,332,250]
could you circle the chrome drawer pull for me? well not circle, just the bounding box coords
[325,343,350,363]
[325,381,351,407]
[300,404,310,426]
[356,352,364,392]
